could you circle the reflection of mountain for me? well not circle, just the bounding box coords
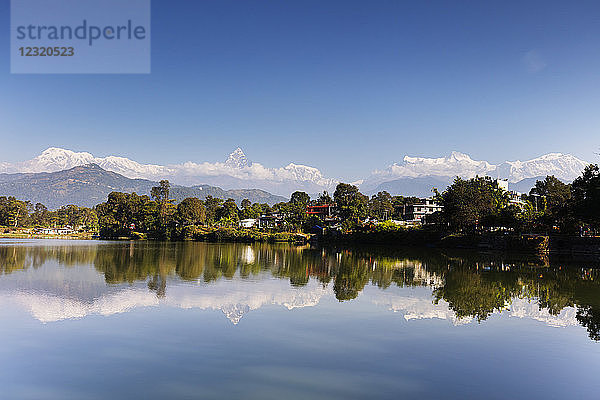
[0,264,329,324]
[367,287,578,327]
[508,298,578,327]
[0,278,579,328]
[0,240,599,338]
[168,281,327,324]
[368,288,473,325]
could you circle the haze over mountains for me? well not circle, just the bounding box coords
[0,147,592,200]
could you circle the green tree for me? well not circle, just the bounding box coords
[391,196,419,219]
[31,203,50,226]
[316,191,333,205]
[527,175,572,230]
[241,198,252,209]
[151,180,176,236]
[571,164,600,229]
[435,176,508,231]
[333,183,368,229]
[217,198,239,226]
[287,191,311,230]
[368,191,394,220]
[204,196,224,225]
[177,197,206,226]
[0,197,31,228]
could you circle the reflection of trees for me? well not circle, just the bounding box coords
[577,306,600,341]
[434,269,513,321]
[94,243,171,285]
[0,244,98,275]
[333,261,369,301]
[3,242,600,341]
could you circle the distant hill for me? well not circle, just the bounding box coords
[509,177,542,194]
[0,164,287,209]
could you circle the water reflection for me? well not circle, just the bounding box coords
[1,240,600,341]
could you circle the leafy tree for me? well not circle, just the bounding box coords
[391,195,419,220]
[287,191,311,230]
[240,199,252,210]
[217,198,239,226]
[151,180,176,234]
[96,192,154,237]
[177,197,206,226]
[204,196,224,225]
[290,191,310,206]
[577,305,600,341]
[530,175,571,212]
[433,268,515,322]
[316,191,333,205]
[31,203,50,226]
[333,183,369,229]
[0,197,31,228]
[368,191,394,220]
[571,164,600,229]
[333,261,370,301]
[526,175,572,230]
[435,176,508,231]
[240,202,261,220]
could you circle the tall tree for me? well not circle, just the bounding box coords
[217,198,239,226]
[435,176,508,231]
[151,180,176,234]
[333,183,368,229]
[287,191,311,230]
[204,196,224,225]
[177,197,206,226]
[368,191,394,220]
[571,164,600,228]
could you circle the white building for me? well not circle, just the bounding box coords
[238,219,257,228]
[403,199,443,223]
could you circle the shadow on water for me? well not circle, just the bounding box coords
[1,240,600,341]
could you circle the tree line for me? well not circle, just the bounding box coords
[0,198,97,231]
[2,162,599,237]
[94,180,419,239]
[433,164,600,234]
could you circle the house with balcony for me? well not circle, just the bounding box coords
[402,199,443,223]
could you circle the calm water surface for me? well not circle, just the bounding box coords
[1,239,599,399]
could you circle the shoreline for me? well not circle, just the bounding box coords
[3,231,600,258]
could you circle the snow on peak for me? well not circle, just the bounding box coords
[362,151,590,191]
[30,147,95,172]
[225,147,250,169]
[2,147,591,197]
[390,152,495,179]
[3,147,336,196]
[496,153,589,182]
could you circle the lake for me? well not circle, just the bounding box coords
[1,239,599,399]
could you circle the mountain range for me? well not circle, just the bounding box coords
[359,151,590,196]
[0,164,286,209]
[0,147,593,202]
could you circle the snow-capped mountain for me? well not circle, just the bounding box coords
[3,147,170,177]
[495,153,589,183]
[361,151,590,195]
[224,147,250,169]
[0,147,337,197]
[0,147,591,197]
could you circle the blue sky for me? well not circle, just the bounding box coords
[1,0,599,179]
